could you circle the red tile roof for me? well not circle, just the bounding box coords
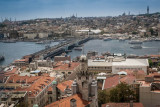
[103,75,119,89]
[45,94,90,107]
[57,80,73,92]
[103,75,136,89]
[102,103,144,107]
[0,67,18,76]
[53,62,80,71]
[6,75,55,97]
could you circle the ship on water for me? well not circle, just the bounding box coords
[3,40,16,43]
[0,56,5,61]
[103,37,112,41]
[130,45,142,49]
[129,40,143,44]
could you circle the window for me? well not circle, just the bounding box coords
[31,100,33,104]
[68,72,71,74]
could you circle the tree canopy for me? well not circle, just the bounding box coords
[109,82,135,102]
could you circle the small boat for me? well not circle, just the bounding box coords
[155,38,160,41]
[3,40,16,43]
[129,40,143,44]
[65,50,72,52]
[36,41,43,44]
[119,38,125,41]
[36,40,51,44]
[74,47,82,51]
[130,45,142,49]
[0,56,5,61]
[45,45,51,49]
[103,37,112,41]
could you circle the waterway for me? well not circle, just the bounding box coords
[0,42,59,65]
[0,39,160,66]
[68,39,160,59]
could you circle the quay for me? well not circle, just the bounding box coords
[28,37,92,60]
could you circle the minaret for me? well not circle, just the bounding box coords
[147,6,149,14]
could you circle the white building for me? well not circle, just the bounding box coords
[87,56,149,74]
[112,58,149,74]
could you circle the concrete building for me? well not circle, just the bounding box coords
[138,74,160,107]
[87,55,149,74]
[38,33,49,38]
[0,75,55,107]
[0,91,28,107]
[52,61,80,78]
[112,58,149,74]
[54,55,71,62]
[23,33,37,39]
[88,59,112,73]
[29,59,53,71]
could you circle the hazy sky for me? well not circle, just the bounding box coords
[0,0,160,20]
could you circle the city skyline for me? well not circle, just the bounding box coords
[0,0,160,21]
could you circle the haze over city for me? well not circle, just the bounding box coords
[1,0,160,20]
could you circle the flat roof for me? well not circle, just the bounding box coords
[112,59,149,66]
[88,59,112,66]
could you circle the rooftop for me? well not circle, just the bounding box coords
[112,59,149,66]
[53,62,80,71]
[45,94,90,107]
[103,74,136,90]
[57,80,73,92]
[102,103,144,107]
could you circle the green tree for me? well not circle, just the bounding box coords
[109,82,135,102]
[148,59,153,67]
[98,90,110,107]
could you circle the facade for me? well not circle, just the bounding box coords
[102,103,144,107]
[138,74,160,107]
[112,59,149,74]
[23,33,37,39]
[53,62,80,78]
[88,59,112,73]
[0,74,55,107]
[54,56,71,62]
[88,55,149,74]
[12,58,29,67]
[29,59,53,70]
[0,91,28,107]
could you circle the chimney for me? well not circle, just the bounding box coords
[70,98,76,107]
[130,100,133,107]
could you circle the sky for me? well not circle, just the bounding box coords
[0,0,160,21]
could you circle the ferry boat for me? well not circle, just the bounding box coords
[36,40,51,44]
[119,37,125,41]
[103,37,112,41]
[36,41,44,44]
[130,45,142,49]
[74,47,82,51]
[129,40,143,44]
